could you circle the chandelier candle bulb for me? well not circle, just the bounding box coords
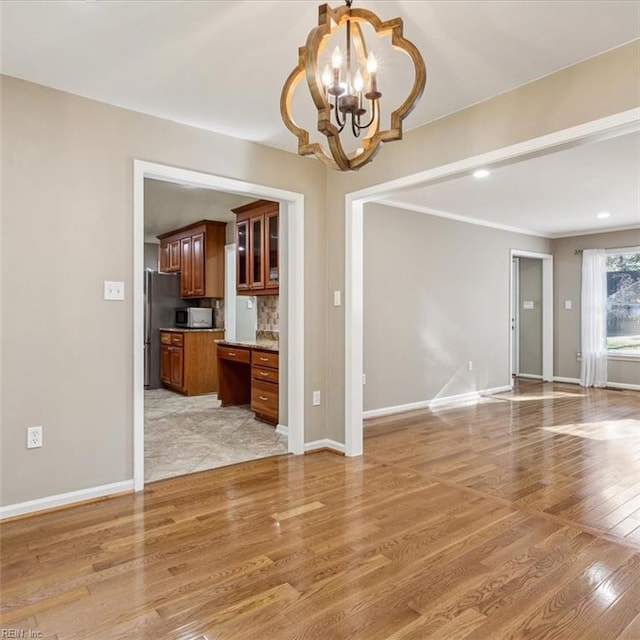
[366,51,378,95]
[331,46,342,69]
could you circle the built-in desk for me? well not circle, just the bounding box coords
[216,341,279,425]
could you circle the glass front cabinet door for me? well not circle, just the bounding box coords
[236,219,249,291]
[233,200,279,296]
[265,211,279,289]
[250,215,265,290]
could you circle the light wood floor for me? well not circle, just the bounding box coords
[1,381,639,639]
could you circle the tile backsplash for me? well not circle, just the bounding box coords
[198,298,225,329]
[257,296,279,332]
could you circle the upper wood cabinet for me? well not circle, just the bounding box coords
[159,238,181,273]
[157,220,226,299]
[232,200,279,296]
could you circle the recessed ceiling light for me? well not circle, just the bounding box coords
[473,169,490,179]
[597,211,611,219]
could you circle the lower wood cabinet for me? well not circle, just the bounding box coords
[217,344,279,425]
[160,330,224,396]
[251,350,279,425]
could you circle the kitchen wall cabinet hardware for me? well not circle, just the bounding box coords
[160,330,224,396]
[157,220,226,298]
[232,200,279,295]
[217,344,279,425]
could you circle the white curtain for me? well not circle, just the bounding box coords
[580,249,608,387]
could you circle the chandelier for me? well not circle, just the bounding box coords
[281,0,426,171]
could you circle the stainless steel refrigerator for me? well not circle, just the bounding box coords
[144,269,182,389]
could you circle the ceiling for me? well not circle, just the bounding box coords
[144,179,253,242]
[2,1,639,238]
[384,130,640,238]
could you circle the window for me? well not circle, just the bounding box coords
[606,249,640,355]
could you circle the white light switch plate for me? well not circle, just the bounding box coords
[522,300,534,310]
[104,281,125,300]
[333,291,341,307]
[564,300,572,310]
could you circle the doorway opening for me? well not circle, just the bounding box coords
[510,251,554,384]
[344,109,639,458]
[133,161,305,491]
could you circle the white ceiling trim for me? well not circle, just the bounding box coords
[551,224,640,239]
[376,198,547,238]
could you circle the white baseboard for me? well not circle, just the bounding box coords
[554,376,580,384]
[534,376,637,391]
[429,390,486,409]
[363,399,431,419]
[0,480,134,521]
[275,424,289,437]
[482,385,514,396]
[363,384,514,419]
[517,373,543,380]
[304,439,345,454]
[606,382,640,391]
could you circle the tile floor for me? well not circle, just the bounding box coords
[144,388,288,482]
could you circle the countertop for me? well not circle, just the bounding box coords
[159,327,225,333]
[216,339,279,353]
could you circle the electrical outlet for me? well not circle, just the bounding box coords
[27,426,43,449]
[312,390,321,406]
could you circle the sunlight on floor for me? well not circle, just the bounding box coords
[542,418,640,441]
[490,390,585,402]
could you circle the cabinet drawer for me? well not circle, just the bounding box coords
[252,366,279,384]
[160,332,172,345]
[251,350,279,369]
[218,345,250,363]
[251,380,278,420]
[170,333,184,346]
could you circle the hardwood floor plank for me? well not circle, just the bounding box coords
[1,382,638,639]
[616,610,640,640]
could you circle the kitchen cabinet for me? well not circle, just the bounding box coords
[217,343,279,425]
[232,200,279,295]
[159,238,181,273]
[251,349,279,424]
[157,220,226,298]
[160,330,224,396]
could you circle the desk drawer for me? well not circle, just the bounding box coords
[251,380,278,421]
[252,366,279,383]
[251,350,279,369]
[217,345,250,363]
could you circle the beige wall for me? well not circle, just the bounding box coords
[363,204,550,411]
[518,258,543,377]
[1,39,638,508]
[325,40,640,442]
[0,76,327,506]
[553,228,640,384]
